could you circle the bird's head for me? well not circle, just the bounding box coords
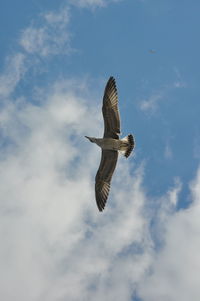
[85,136,96,143]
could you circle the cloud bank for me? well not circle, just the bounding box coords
[139,169,200,301]
[1,72,200,300]
[0,74,150,300]
[0,24,151,297]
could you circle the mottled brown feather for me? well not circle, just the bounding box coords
[95,150,118,211]
[102,77,120,139]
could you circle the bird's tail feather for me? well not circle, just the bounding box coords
[119,134,135,158]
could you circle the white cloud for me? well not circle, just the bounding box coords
[0,53,26,98]
[139,69,186,113]
[164,141,173,159]
[70,0,106,7]
[174,81,186,88]
[0,6,72,103]
[68,0,121,8]
[139,92,163,112]
[138,168,200,301]
[2,67,197,300]
[0,75,152,300]
[20,8,71,57]
[173,67,186,89]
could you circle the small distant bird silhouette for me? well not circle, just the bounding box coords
[149,49,156,54]
[85,77,135,211]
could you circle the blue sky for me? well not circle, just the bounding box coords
[0,1,200,300]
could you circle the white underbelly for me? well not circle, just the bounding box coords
[96,138,126,151]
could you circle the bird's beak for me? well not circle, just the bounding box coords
[85,136,93,143]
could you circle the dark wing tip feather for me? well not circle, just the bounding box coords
[106,76,117,93]
[125,134,135,158]
[103,77,120,139]
[108,76,115,83]
[95,181,110,212]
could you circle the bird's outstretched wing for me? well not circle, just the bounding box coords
[102,77,120,139]
[95,150,118,211]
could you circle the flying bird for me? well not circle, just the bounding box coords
[149,49,156,54]
[85,77,135,211]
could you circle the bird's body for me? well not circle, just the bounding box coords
[86,136,134,154]
[85,77,135,211]
[93,138,120,150]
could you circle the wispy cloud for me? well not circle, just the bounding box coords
[139,92,164,112]
[69,0,121,8]
[20,8,71,57]
[173,67,187,89]
[0,5,72,103]
[139,69,186,113]
[0,53,26,98]
[164,141,173,159]
[70,0,106,7]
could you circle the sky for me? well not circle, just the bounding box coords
[0,0,200,300]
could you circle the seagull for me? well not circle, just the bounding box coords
[85,77,135,212]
